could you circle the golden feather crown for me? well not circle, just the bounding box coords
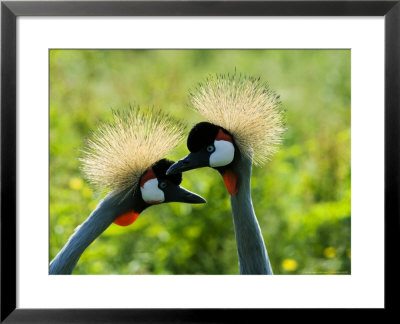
[190,73,285,166]
[80,106,185,195]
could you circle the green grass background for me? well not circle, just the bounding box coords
[50,49,351,274]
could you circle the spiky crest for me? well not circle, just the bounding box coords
[190,72,285,165]
[80,106,185,195]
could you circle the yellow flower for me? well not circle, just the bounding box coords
[282,258,298,271]
[324,247,337,259]
[69,177,84,190]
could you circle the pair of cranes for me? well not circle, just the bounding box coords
[49,73,285,275]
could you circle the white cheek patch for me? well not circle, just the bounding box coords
[209,140,235,167]
[140,178,165,204]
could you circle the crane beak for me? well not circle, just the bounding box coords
[164,185,206,204]
[166,151,209,175]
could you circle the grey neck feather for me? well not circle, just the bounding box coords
[49,191,135,274]
[229,153,273,275]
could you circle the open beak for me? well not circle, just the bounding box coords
[164,185,206,204]
[166,151,209,175]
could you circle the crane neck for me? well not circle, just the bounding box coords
[49,189,146,274]
[229,153,273,275]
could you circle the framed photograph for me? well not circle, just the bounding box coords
[1,0,398,321]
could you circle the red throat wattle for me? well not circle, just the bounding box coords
[222,169,238,196]
[114,211,140,226]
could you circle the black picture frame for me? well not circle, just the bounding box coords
[1,0,398,322]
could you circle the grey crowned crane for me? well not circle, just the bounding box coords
[50,108,205,274]
[167,73,285,275]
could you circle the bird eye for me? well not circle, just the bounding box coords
[159,181,167,189]
[206,145,215,153]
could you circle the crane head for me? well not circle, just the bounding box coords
[167,72,287,196]
[80,107,207,227]
[114,158,205,227]
[140,158,206,205]
[186,72,285,166]
[166,122,238,196]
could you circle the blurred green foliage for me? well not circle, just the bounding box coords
[50,49,350,275]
